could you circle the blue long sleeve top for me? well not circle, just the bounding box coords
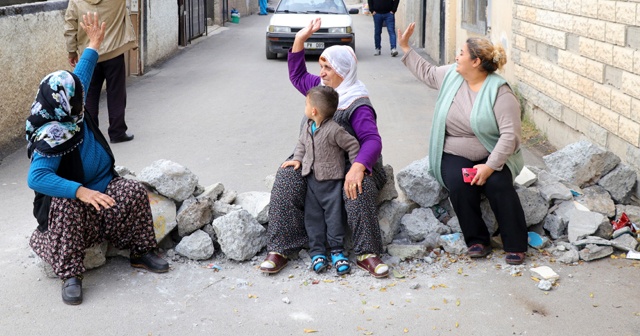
[27,48,115,199]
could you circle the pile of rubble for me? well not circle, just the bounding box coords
[387,140,640,264]
[37,140,640,278]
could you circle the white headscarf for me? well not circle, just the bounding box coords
[320,45,369,110]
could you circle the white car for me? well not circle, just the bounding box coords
[265,0,359,59]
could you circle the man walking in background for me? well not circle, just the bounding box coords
[368,0,399,57]
[65,0,137,144]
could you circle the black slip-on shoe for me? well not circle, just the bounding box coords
[110,133,134,144]
[130,252,169,273]
[61,277,82,305]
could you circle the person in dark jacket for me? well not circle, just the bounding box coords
[281,86,360,276]
[26,12,168,306]
[368,0,399,56]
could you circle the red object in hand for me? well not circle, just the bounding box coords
[462,168,477,183]
[611,212,631,231]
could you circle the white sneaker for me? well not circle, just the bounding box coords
[391,49,398,57]
[374,49,381,56]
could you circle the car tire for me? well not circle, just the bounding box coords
[266,42,277,59]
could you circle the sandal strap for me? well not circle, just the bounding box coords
[312,255,327,264]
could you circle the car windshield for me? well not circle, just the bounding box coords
[275,0,347,14]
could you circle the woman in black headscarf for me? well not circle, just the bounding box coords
[26,12,168,306]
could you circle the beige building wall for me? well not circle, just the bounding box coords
[0,3,68,158]
[512,0,640,183]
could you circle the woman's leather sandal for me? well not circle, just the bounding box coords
[356,254,389,278]
[259,252,288,274]
[505,252,525,265]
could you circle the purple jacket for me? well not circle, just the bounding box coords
[288,49,382,173]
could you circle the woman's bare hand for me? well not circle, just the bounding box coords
[292,18,322,52]
[80,11,106,50]
[344,162,366,200]
[76,186,115,211]
[281,160,301,169]
[470,163,495,186]
[397,22,415,54]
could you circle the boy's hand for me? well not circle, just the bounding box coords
[281,160,301,170]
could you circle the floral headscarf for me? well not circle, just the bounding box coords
[26,71,85,159]
[320,45,369,110]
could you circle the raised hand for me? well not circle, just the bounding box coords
[292,18,322,52]
[397,22,415,54]
[79,11,106,50]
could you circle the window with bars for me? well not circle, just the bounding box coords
[461,0,488,34]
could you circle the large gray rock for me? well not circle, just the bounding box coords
[396,156,448,208]
[567,209,612,242]
[574,185,615,217]
[552,200,587,223]
[579,244,613,261]
[138,159,198,202]
[147,189,177,242]
[176,197,214,237]
[378,199,413,245]
[538,182,573,202]
[212,210,267,261]
[234,191,271,224]
[597,163,637,204]
[542,140,620,187]
[557,249,580,264]
[517,186,549,225]
[377,164,399,205]
[175,230,215,260]
[543,214,567,240]
[611,234,639,252]
[400,208,450,242]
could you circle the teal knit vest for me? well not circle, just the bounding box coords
[428,66,523,188]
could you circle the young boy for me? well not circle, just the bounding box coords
[281,86,360,275]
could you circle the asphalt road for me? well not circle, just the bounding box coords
[0,12,638,336]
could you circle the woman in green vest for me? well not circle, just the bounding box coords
[397,23,528,265]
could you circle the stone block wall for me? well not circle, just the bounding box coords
[512,0,640,191]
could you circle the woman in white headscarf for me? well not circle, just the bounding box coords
[260,18,389,278]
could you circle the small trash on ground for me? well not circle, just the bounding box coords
[527,232,550,249]
[626,250,640,260]
[529,266,559,282]
[611,213,634,232]
[204,263,221,271]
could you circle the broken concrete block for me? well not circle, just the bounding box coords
[234,191,271,224]
[515,166,537,187]
[377,164,399,205]
[396,156,448,207]
[579,244,614,261]
[175,230,214,260]
[138,159,198,202]
[543,140,620,187]
[530,266,559,282]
